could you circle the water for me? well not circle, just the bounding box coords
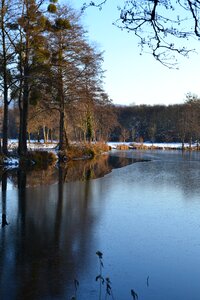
[1,150,200,300]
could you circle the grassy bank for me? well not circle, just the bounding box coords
[58,142,110,162]
[1,142,111,169]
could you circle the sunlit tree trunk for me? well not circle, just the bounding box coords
[1,0,9,155]
[58,52,69,151]
[19,63,29,155]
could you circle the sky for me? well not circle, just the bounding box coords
[69,0,200,106]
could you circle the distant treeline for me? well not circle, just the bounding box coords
[3,94,200,145]
[112,95,200,145]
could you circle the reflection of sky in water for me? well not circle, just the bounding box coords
[1,150,200,300]
[94,151,200,300]
[1,178,16,191]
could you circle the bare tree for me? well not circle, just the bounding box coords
[14,0,50,155]
[82,0,200,67]
[0,0,18,154]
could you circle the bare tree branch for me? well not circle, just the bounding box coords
[82,0,107,11]
[82,0,200,68]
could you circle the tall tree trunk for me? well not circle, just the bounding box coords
[37,130,40,142]
[46,128,49,143]
[28,132,30,143]
[50,129,53,143]
[1,0,9,155]
[83,130,86,143]
[58,70,69,150]
[2,92,8,155]
[20,79,29,155]
[57,44,69,151]
[59,108,69,150]
[18,61,29,156]
[43,125,47,143]
[18,102,23,154]
[197,140,199,151]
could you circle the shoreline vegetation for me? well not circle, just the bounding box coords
[0,140,200,169]
[0,141,111,168]
[0,140,199,169]
[112,142,200,151]
[0,155,141,188]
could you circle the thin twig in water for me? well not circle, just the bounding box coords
[131,289,138,300]
[96,251,104,300]
[146,276,149,287]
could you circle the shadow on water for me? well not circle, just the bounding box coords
[0,154,142,300]
[0,168,89,299]
[1,154,143,188]
[2,150,200,299]
[59,154,144,183]
[1,171,8,227]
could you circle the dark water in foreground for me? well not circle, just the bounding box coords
[1,150,200,300]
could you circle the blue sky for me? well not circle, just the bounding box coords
[70,1,200,106]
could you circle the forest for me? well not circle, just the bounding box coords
[2,93,200,147]
[113,94,200,146]
[1,0,200,157]
[0,0,118,156]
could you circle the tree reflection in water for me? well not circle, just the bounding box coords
[0,154,136,300]
[1,170,8,227]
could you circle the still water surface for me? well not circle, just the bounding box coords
[1,150,200,300]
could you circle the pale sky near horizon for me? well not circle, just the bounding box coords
[69,1,200,106]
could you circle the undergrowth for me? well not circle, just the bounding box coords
[20,151,57,168]
[58,142,110,162]
[116,144,130,150]
[71,251,138,300]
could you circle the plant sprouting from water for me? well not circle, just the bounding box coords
[96,251,104,300]
[105,277,115,300]
[96,251,115,299]
[71,278,79,300]
[71,251,139,299]
[131,289,138,300]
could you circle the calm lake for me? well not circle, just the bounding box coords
[1,150,200,300]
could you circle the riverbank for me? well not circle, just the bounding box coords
[0,141,111,168]
[4,139,199,151]
[1,140,198,168]
[107,142,199,151]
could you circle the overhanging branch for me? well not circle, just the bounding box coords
[82,0,200,68]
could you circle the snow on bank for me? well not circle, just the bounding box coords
[1,140,198,169]
[8,140,57,151]
[6,139,196,153]
[2,140,58,168]
[107,142,195,150]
